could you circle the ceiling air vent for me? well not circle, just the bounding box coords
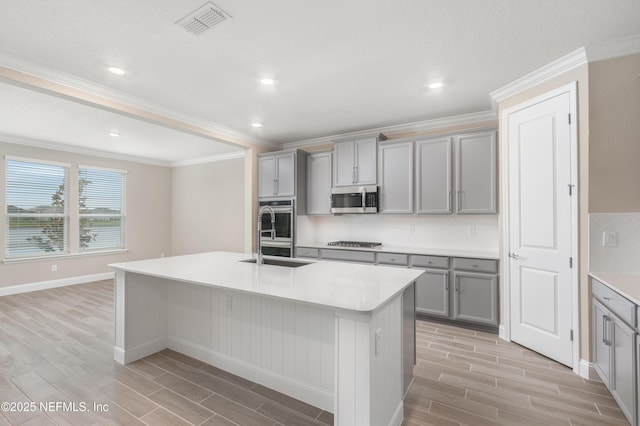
[176,2,232,36]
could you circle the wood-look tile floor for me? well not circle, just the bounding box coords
[405,320,629,426]
[0,280,628,426]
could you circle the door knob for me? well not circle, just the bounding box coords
[509,252,521,259]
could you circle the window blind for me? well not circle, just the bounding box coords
[5,159,69,258]
[78,167,125,252]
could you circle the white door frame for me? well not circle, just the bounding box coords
[500,81,580,374]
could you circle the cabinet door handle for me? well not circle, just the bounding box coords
[273,179,278,195]
[603,315,612,346]
[444,272,449,291]
[448,190,452,212]
[457,190,462,211]
[352,166,356,184]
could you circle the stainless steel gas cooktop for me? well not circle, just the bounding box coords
[327,241,382,248]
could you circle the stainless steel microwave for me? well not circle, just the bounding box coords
[331,185,378,214]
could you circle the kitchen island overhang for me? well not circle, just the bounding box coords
[110,251,423,426]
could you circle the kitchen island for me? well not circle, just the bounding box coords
[110,251,423,426]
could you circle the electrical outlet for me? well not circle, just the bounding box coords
[51,264,57,272]
[375,328,382,356]
[226,295,233,311]
[602,231,617,247]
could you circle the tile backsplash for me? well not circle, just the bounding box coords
[296,214,499,252]
[589,212,640,274]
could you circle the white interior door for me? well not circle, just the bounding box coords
[506,86,576,367]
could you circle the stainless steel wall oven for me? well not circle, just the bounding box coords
[259,199,294,257]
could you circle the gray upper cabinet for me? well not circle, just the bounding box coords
[258,150,307,210]
[378,141,414,214]
[306,151,333,215]
[258,151,295,197]
[415,137,452,214]
[333,137,377,186]
[455,131,497,214]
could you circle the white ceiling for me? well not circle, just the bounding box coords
[0,0,639,164]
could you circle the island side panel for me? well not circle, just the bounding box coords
[164,280,335,412]
[335,295,404,426]
[114,271,169,364]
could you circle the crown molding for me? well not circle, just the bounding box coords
[586,33,640,62]
[490,48,588,103]
[282,110,498,150]
[170,150,246,167]
[491,34,640,103]
[0,52,277,150]
[0,133,171,167]
[0,132,247,168]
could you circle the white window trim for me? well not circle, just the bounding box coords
[3,157,128,261]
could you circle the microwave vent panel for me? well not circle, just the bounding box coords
[176,2,232,36]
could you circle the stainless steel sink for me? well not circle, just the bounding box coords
[239,258,312,268]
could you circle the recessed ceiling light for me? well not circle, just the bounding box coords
[251,122,263,128]
[109,131,121,137]
[108,66,126,76]
[428,81,444,89]
[260,78,275,85]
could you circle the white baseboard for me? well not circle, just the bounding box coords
[0,272,114,296]
[115,337,168,365]
[166,336,334,413]
[389,401,404,426]
[579,358,601,381]
[499,324,509,341]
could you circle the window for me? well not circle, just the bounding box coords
[78,166,125,252]
[5,158,69,258]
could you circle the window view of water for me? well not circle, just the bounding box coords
[7,225,122,256]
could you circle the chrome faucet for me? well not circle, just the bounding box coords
[256,205,275,265]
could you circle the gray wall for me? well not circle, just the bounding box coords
[0,141,173,288]
[171,157,245,255]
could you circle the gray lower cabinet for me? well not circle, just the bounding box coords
[318,248,375,263]
[402,283,415,397]
[414,255,498,328]
[453,272,498,325]
[415,268,449,317]
[294,247,499,329]
[592,279,636,425]
[593,298,612,387]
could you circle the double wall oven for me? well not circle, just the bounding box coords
[259,199,295,257]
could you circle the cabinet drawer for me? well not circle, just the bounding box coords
[592,279,636,327]
[320,249,375,264]
[411,255,449,269]
[378,253,409,266]
[296,247,318,259]
[453,258,498,274]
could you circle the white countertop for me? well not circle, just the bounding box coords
[296,242,499,260]
[590,272,640,306]
[110,251,423,313]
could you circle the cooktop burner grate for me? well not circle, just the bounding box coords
[327,241,382,248]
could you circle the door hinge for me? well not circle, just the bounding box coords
[568,184,574,196]
[569,257,573,268]
[570,329,574,341]
[568,113,571,125]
